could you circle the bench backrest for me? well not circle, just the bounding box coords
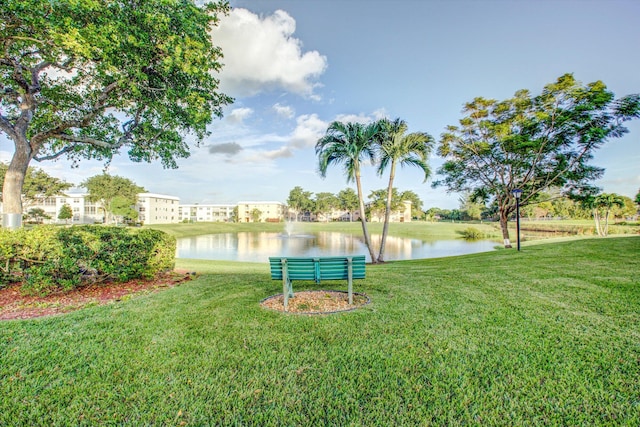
[269,256,366,282]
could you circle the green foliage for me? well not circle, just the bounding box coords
[459,193,485,220]
[316,120,381,261]
[337,187,359,219]
[0,226,175,295]
[435,74,640,246]
[250,209,262,222]
[399,190,423,218]
[314,192,339,220]
[110,195,139,222]
[458,226,485,240]
[0,163,72,200]
[57,204,73,221]
[0,0,232,219]
[287,186,315,220]
[24,207,51,224]
[82,174,145,224]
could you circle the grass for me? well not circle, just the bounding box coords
[148,219,638,243]
[1,237,639,425]
[149,220,504,241]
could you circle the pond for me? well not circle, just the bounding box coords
[176,231,498,263]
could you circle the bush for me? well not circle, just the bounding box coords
[459,227,485,240]
[0,225,176,296]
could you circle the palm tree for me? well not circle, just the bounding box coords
[316,121,379,262]
[593,193,625,236]
[376,118,434,262]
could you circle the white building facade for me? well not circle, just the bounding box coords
[136,193,180,225]
[178,204,235,222]
[237,201,286,223]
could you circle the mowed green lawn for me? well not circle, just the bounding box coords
[1,237,639,425]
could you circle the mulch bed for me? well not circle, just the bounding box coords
[1,273,370,320]
[0,271,193,321]
[261,290,370,314]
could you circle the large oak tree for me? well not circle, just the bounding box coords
[434,74,639,248]
[0,0,232,228]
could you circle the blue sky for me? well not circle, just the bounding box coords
[2,0,639,209]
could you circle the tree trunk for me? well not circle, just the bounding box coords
[499,208,512,248]
[603,209,610,236]
[593,209,602,236]
[377,161,396,263]
[354,172,376,263]
[2,136,33,229]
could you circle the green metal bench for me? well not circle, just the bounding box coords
[268,256,366,311]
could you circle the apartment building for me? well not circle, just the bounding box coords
[237,201,286,223]
[24,192,104,224]
[369,200,413,223]
[23,192,179,225]
[136,193,180,225]
[178,204,235,222]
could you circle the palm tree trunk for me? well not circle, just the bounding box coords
[355,172,376,262]
[593,209,602,236]
[377,161,396,262]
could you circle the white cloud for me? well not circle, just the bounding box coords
[273,103,295,119]
[226,107,254,124]
[289,114,327,149]
[211,8,327,98]
[334,112,376,125]
[260,146,294,160]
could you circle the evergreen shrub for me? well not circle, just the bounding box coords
[0,226,175,295]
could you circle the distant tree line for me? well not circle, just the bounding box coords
[287,186,424,222]
[450,190,638,224]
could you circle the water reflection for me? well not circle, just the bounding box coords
[176,232,497,263]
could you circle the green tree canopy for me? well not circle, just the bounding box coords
[368,188,403,221]
[25,207,50,224]
[250,208,262,223]
[287,186,314,221]
[337,187,359,221]
[434,74,640,248]
[459,192,485,221]
[110,195,139,225]
[0,0,232,227]
[314,192,338,222]
[399,190,424,219]
[57,203,73,223]
[589,193,626,236]
[81,174,145,224]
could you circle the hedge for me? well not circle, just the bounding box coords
[0,225,176,296]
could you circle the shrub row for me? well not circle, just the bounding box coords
[0,226,176,296]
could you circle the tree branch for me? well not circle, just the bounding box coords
[30,80,120,149]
